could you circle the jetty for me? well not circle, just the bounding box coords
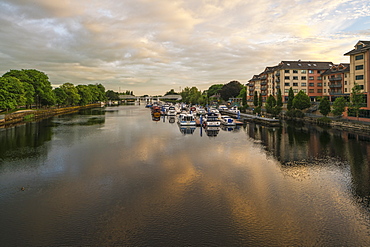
[219,110,280,127]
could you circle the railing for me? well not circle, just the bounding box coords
[261,86,267,91]
[260,81,267,86]
[329,76,342,81]
[249,87,255,91]
[329,83,342,88]
[329,91,343,95]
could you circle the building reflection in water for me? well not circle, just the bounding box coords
[244,121,370,203]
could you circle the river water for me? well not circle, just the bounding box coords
[0,105,369,246]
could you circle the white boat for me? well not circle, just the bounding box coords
[228,106,239,114]
[220,115,236,126]
[167,106,177,116]
[203,112,220,127]
[178,113,196,126]
[218,105,228,111]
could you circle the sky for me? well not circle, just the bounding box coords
[0,0,370,96]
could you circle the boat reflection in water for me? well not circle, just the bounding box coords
[152,116,160,122]
[168,116,176,124]
[204,126,220,137]
[179,125,196,135]
[221,125,241,132]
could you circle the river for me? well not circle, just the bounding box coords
[0,105,369,246]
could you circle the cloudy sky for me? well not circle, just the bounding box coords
[0,0,369,95]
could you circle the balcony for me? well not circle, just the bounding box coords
[260,75,267,79]
[275,78,280,83]
[248,82,255,87]
[249,93,254,96]
[261,92,267,96]
[261,86,267,91]
[275,72,280,76]
[260,81,267,86]
[329,76,342,81]
[275,85,280,89]
[249,87,255,91]
[329,91,343,95]
[329,83,342,88]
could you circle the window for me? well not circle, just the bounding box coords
[317,89,322,93]
[359,85,364,90]
[308,70,314,74]
[309,76,314,80]
[293,83,298,86]
[301,76,306,80]
[317,76,322,80]
[309,89,314,93]
[324,76,326,80]
[284,76,290,80]
[355,54,364,60]
[309,83,314,87]
[345,74,347,78]
[345,88,347,92]
[317,83,322,87]
[317,70,321,74]
[293,76,298,80]
[293,89,298,93]
[357,44,363,49]
[285,83,290,86]
[301,83,306,87]
[356,65,364,70]
[324,89,326,93]
[324,83,326,86]
[345,81,347,85]
[356,75,364,80]
[285,70,290,73]
[301,70,306,74]
[285,89,289,93]
[293,70,298,73]
[302,89,307,93]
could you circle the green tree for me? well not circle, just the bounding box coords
[76,85,93,105]
[53,87,68,107]
[277,88,283,108]
[258,93,262,107]
[253,91,258,107]
[60,83,81,106]
[265,95,276,114]
[0,76,25,111]
[287,87,294,110]
[293,90,310,110]
[3,69,35,108]
[349,83,364,120]
[23,69,55,107]
[318,97,331,117]
[164,89,179,95]
[332,97,347,116]
[219,80,243,101]
[207,84,223,98]
[237,86,247,106]
[106,90,120,100]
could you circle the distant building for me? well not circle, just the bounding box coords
[158,94,182,101]
[321,63,350,102]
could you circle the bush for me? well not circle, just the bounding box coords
[285,109,305,118]
[317,117,332,124]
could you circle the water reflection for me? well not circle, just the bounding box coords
[244,121,370,203]
[179,125,196,135]
[204,126,220,137]
[168,116,176,124]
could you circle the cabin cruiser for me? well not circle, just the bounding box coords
[203,112,220,127]
[167,106,177,116]
[178,113,196,126]
[220,115,236,126]
[218,105,228,111]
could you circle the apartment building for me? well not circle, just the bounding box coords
[321,63,350,101]
[344,40,370,109]
[247,61,333,102]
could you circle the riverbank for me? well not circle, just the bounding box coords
[0,103,102,127]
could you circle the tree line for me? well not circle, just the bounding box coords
[0,69,107,111]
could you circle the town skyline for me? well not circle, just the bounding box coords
[1,0,369,95]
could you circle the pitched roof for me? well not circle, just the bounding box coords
[277,60,333,70]
[344,40,370,56]
[321,63,350,76]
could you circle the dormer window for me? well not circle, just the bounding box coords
[357,44,363,50]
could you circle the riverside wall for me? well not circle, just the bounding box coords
[0,104,101,127]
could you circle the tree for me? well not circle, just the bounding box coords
[276,88,283,108]
[164,89,179,95]
[0,76,25,111]
[253,91,258,107]
[332,97,347,117]
[237,86,247,106]
[106,90,120,100]
[318,97,331,117]
[60,83,81,106]
[53,87,67,107]
[23,69,55,107]
[293,90,310,110]
[265,95,276,114]
[219,80,243,101]
[349,83,364,120]
[207,84,223,98]
[287,87,294,110]
[76,85,93,105]
[3,69,35,108]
